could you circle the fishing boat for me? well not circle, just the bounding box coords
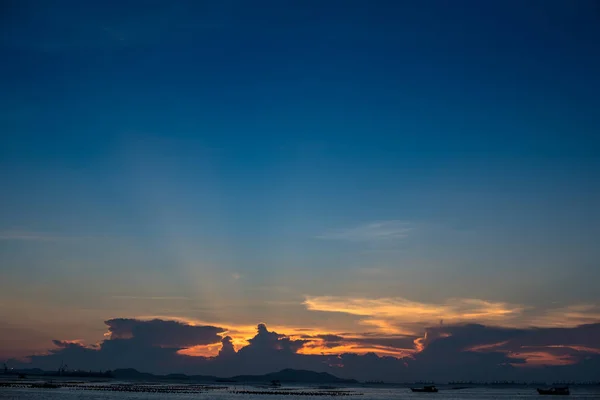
[411,385,438,393]
[537,387,570,395]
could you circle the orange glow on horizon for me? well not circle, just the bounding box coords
[178,343,221,358]
[94,311,600,363]
[297,340,415,358]
[131,316,422,358]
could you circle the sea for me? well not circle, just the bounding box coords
[1,382,600,400]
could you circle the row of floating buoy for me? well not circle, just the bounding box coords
[230,390,361,396]
[0,382,226,393]
[0,383,32,388]
[0,382,362,396]
[66,384,227,393]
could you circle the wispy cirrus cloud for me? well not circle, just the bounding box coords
[316,220,412,242]
[304,296,524,333]
[529,304,600,328]
[304,296,600,335]
[0,231,69,241]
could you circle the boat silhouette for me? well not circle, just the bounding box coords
[537,387,570,395]
[410,385,438,393]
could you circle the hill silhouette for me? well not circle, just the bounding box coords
[110,368,357,383]
[232,368,357,383]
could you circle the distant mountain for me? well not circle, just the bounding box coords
[13,367,357,384]
[112,368,217,381]
[232,368,358,383]
[113,368,157,380]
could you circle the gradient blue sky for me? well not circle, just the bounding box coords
[1,0,600,364]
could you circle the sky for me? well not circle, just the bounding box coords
[1,0,600,381]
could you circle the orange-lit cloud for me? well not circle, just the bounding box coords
[131,315,362,357]
[52,339,86,346]
[178,343,222,357]
[298,340,414,358]
[304,296,524,333]
[131,300,600,361]
[413,331,451,353]
[512,345,600,366]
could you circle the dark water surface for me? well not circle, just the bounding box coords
[1,385,600,400]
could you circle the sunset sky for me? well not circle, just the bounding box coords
[1,1,599,381]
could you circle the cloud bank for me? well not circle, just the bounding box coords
[7,318,600,382]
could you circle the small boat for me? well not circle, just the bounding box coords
[411,385,438,393]
[270,380,282,387]
[537,387,570,395]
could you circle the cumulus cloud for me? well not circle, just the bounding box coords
[218,336,236,358]
[238,323,308,355]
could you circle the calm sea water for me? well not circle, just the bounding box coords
[1,385,600,400]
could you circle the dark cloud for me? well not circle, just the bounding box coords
[349,336,417,350]
[105,318,224,348]
[7,319,600,382]
[313,334,345,342]
[239,324,308,355]
[417,323,600,360]
[51,340,86,349]
[218,336,236,358]
[400,323,600,381]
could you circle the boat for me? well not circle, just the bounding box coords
[411,385,438,393]
[537,387,570,395]
[270,380,282,387]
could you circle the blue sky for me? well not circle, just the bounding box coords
[1,1,600,373]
